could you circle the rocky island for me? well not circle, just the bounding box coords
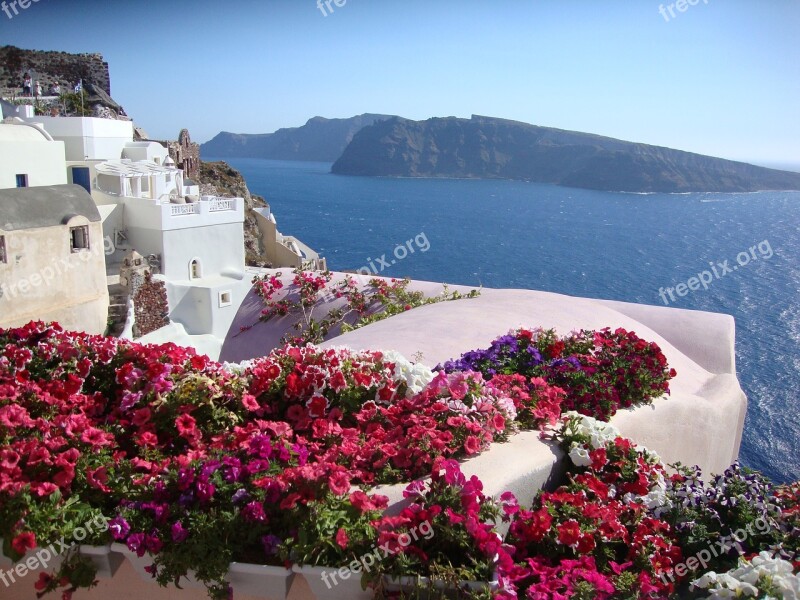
[331,115,800,193]
[201,113,392,162]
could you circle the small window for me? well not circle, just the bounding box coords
[16,174,28,188]
[0,236,6,264]
[190,259,202,279]
[219,291,232,308]
[70,226,90,252]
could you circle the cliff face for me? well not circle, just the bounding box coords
[201,113,394,162]
[197,161,270,267]
[332,115,800,193]
[0,45,111,95]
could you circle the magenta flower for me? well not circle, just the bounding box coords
[108,516,130,540]
[171,521,189,543]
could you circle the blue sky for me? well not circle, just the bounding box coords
[2,0,798,167]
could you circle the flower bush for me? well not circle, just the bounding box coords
[369,458,509,590]
[492,414,800,600]
[248,268,480,345]
[440,327,676,421]
[1,321,797,600]
[497,413,682,599]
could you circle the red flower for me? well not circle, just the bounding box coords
[285,372,303,396]
[577,533,596,554]
[34,572,53,591]
[87,467,111,492]
[464,435,482,455]
[589,448,608,471]
[306,395,329,419]
[175,414,198,437]
[329,371,347,392]
[132,408,152,427]
[11,531,36,555]
[328,471,350,496]
[335,527,349,549]
[242,394,260,412]
[557,520,581,547]
[349,490,388,513]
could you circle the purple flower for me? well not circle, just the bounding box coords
[261,535,281,556]
[108,516,130,540]
[200,460,221,480]
[249,435,274,459]
[403,479,426,499]
[223,457,243,483]
[231,489,250,504]
[171,521,189,543]
[120,391,143,412]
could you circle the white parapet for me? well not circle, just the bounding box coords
[320,287,747,485]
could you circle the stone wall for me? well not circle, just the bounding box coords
[133,273,170,337]
[0,46,110,96]
[160,129,200,180]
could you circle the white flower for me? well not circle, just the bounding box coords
[694,553,800,600]
[692,572,720,589]
[380,350,435,396]
[562,412,621,449]
[568,443,592,467]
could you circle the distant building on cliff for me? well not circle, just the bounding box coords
[159,128,200,180]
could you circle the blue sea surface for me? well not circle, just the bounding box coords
[209,157,800,485]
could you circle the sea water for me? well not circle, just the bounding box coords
[209,157,800,484]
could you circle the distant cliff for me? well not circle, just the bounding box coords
[331,115,800,193]
[201,114,394,162]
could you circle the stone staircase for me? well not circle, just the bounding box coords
[106,284,129,337]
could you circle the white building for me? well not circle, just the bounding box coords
[0,119,109,334]
[0,108,323,352]
[0,184,110,334]
[15,114,249,341]
[0,118,67,188]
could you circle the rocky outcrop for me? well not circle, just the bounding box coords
[332,115,800,193]
[201,113,394,162]
[0,45,110,95]
[197,161,270,267]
